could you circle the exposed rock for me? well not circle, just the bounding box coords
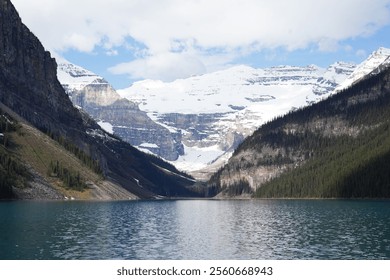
[12,166,64,200]
[57,62,183,161]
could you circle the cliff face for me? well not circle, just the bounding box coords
[0,0,84,135]
[0,0,196,199]
[57,61,184,161]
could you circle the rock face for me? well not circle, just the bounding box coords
[119,63,356,177]
[0,0,83,136]
[0,0,196,198]
[57,62,184,161]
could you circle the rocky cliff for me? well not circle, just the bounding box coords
[0,0,196,199]
[0,0,83,137]
[57,61,184,161]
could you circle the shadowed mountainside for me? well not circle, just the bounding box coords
[0,0,196,199]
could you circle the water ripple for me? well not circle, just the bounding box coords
[0,200,389,259]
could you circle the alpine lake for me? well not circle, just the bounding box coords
[1,199,389,259]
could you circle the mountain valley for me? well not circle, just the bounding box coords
[2,0,390,200]
[58,56,390,181]
[118,63,357,178]
[58,48,390,183]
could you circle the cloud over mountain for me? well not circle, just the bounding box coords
[13,0,390,81]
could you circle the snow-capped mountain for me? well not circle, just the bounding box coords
[57,48,390,180]
[58,60,121,107]
[336,47,390,92]
[118,62,356,178]
[121,63,354,115]
[57,61,184,161]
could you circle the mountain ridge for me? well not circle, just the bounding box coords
[0,0,196,199]
[207,61,390,198]
[118,60,356,177]
[335,47,390,92]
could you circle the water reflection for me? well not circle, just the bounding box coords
[0,200,389,259]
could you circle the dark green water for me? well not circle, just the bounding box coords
[0,199,389,259]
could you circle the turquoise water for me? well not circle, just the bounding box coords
[0,199,389,259]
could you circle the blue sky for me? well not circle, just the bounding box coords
[12,0,390,89]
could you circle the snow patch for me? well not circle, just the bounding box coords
[57,63,103,91]
[170,144,226,172]
[139,142,159,149]
[98,120,114,134]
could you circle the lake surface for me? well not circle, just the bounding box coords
[0,199,389,259]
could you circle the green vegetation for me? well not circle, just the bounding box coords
[209,67,390,198]
[0,111,29,199]
[256,123,390,198]
[224,179,252,196]
[11,124,105,198]
[0,107,103,199]
[47,160,87,191]
[46,131,103,176]
[0,148,29,198]
[253,67,390,198]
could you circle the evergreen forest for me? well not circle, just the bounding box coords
[210,66,390,198]
[0,111,29,199]
[254,67,390,198]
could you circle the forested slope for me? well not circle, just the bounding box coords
[208,66,390,198]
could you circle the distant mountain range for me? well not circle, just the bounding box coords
[118,62,355,177]
[58,48,390,180]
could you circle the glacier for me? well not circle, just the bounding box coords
[118,62,356,178]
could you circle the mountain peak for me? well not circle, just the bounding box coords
[118,59,356,175]
[373,47,390,56]
[335,47,390,92]
[364,47,390,65]
[226,64,256,72]
[57,61,123,107]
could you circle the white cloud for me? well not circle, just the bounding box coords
[109,51,207,81]
[12,0,390,81]
[356,49,368,58]
[317,38,340,52]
